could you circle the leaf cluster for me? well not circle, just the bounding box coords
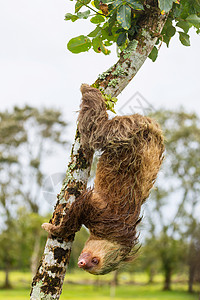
[65,0,200,61]
[66,0,144,54]
[150,0,200,61]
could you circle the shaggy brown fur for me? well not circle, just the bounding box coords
[42,84,164,275]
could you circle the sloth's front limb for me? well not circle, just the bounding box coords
[41,223,67,236]
[42,209,82,238]
[42,190,92,238]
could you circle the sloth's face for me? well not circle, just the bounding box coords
[78,250,100,274]
[78,238,127,275]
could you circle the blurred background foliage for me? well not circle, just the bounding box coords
[0,105,199,296]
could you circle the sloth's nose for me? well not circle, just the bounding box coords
[78,259,86,268]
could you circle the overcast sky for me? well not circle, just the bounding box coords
[1,1,200,123]
[1,0,200,213]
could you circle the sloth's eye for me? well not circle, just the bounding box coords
[91,257,99,265]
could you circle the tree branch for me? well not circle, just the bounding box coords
[30,5,167,300]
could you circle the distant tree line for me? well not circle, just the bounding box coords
[0,106,68,288]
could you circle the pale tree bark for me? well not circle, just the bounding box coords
[30,3,168,299]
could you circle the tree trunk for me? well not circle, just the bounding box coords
[148,267,154,284]
[188,263,196,293]
[110,270,119,299]
[112,270,119,286]
[30,3,168,299]
[3,261,12,289]
[163,269,171,291]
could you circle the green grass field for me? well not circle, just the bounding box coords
[0,271,199,300]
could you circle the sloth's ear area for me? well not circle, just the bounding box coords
[122,244,141,263]
[122,255,135,262]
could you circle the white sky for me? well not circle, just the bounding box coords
[1,1,200,123]
[0,1,200,212]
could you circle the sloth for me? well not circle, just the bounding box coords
[42,84,164,275]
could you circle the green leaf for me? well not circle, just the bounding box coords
[101,0,112,3]
[166,25,176,37]
[92,36,110,54]
[186,14,200,26]
[148,46,158,62]
[94,0,100,9]
[158,0,175,13]
[108,10,117,30]
[88,26,101,37]
[92,36,102,52]
[112,0,123,10]
[162,18,175,46]
[116,28,126,33]
[75,0,91,13]
[67,35,92,53]
[178,32,190,46]
[77,10,91,19]
[101,43,111,55]
[65,13,79,22]
[104,40,113,46]
[90,15,105,24]
[176,20,190,33]
[65,11,90,22]
[117,32,127,46]
[126,0,143,10]
[195,0,200,8]
[117,5,131,30]
[101,27,112,40]
[101,26,118,42]
[105,99,116,113]
[163,35,171,47]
